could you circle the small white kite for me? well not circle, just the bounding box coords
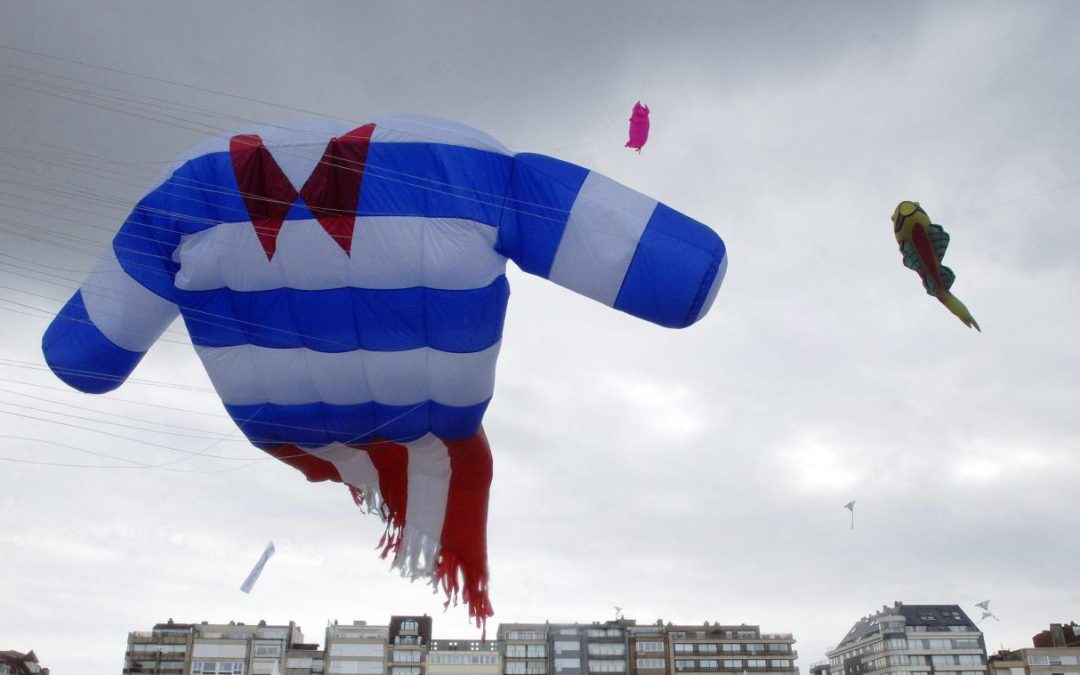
[843,501,856,530]
[976,600,1000,622]
[240,541,277,594]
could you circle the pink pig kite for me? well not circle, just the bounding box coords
[625,101,650,152]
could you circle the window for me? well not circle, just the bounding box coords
[505,660,544,675]
[192,664,245,675]
[402,620,419,632]
[393,651,422,663]
[722,645,742,653]
[1028,657,1050,666]
[588,644,624,657]
[556,641,580,654]
[430,654,498,666]
[589,661,625,673]
[770,661,791,669]
[329,661,382,674]
[637,659,665,669]
[676,645,695,654]
[392,668,421,675]
[701,660,719,670]
[330,644,384,658]
[700,645,719,654]
[556,658,582,672]
[747,645,765,655]
[528,645,547,658]
[507,646,528,658]
[254,645,281,657]
[747,661,766,669]
[768,645,790,653]
[724,661,742,669]
[509,632,546,641]
[675,661,695,671]
[637,642,664,654]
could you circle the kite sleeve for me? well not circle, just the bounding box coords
[40,159,215,393]
[498,153,727,328]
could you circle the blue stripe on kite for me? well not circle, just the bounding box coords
[497,153,589,278]
[229,399,490,447]
[614,203,726,328]
[113,154,235,301]
[360,143,513,223]
[41,290,145,394]
[179,276,510,353]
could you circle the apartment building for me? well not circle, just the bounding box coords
[128,616,489,675]
[124,615,798,675]
[498,619,798,675]
[826,603,987,675]
[987,622,1080,675]
[0,650,49,675]
[123,619,305,674]
[666,622,797,675]
[427,637,499,675]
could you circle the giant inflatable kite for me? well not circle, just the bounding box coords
[42,114,727,626]
[892,200,979,331]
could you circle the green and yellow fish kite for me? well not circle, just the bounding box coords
[892,201,980,331]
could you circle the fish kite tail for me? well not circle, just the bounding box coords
[940,293,980,331]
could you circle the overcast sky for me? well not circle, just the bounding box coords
[2,1,1079,673]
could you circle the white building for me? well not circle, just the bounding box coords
[826,603,987,675]
[124,619,304,675]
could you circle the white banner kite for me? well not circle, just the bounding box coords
[240,541,276,594]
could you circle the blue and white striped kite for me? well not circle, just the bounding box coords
[42,114,728,628]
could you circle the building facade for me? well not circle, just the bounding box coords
[826,603,987,675]
[0,650,49,675]
[427,637,499,675]
[124,619,306,674]
[498,619,798,675]
[987,622,1080,675]
[125,615,797,675]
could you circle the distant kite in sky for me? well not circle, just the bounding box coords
[625,101,650,152]
[41,114,728,630]
[240,541,276,594]
[976,600,1000,622]
[892,201,980,331]
[843,500,856,530]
